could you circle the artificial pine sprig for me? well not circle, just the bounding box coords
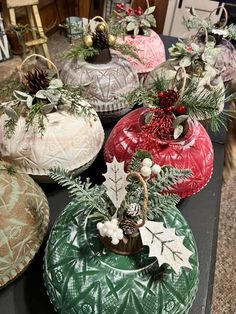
[49,168,109,220]
[62,42,100,60]
[49,150,190,225]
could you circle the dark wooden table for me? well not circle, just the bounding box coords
[0,36,225,314]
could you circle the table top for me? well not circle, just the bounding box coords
[0,35,224,314]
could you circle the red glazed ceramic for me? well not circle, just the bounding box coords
[104,108,213,198]
[117,30,166,76]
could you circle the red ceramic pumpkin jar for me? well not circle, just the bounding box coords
[104,107,214,198]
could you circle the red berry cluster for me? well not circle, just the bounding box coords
[156,90,186,115]
[141,108,174,142]
[115,3,125,12]
[134,6,143,16]
[115,3,143,16]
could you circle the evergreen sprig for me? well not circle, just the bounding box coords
[25,101,47,136]
[62,42,100,60]
[113,43,143,62]
[49,168,109,220]
[148,166,191,193]
[147,193,180,220]
[4,118,17,138]
[182,79,225,127]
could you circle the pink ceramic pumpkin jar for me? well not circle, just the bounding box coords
[118,30,166,76]
[115,1,166,77]
[104,107,214,198]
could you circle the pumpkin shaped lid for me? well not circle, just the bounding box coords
[0,54,105,180]
[62,15,141,65]
[44,154,199,313]
[0,161,49,287]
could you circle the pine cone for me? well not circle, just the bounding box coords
[92,29,109,50]
[23,68,50,94]
[159,89,178,107]
[126,203,140,218]
[119,219,136,236]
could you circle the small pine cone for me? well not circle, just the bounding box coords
[159,89,178,107]
[119,219,136,236]
[92,30,109,50]
[126,203,140,218]
[23,68,50,94]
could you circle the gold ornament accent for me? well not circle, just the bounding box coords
[96,22,107,32]
[83,35,93,48]
[108,34,116,47]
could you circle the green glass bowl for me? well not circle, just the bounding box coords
[44,201,199,314]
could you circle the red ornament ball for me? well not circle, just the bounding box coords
[157,91,164,98]
[175,105,186,115]
[165,106,174,113]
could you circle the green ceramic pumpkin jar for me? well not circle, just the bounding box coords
[44,199,199,313]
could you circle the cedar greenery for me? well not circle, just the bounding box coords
[62,42,100,60]
[62,40,142,62]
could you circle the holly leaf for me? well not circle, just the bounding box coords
[126,22,136,32]
[172,115,188,129]
[141,19,151,28]
[179,56,191,67]
[5,106,18,121]
[49,78,63,89]
[173,125,184,139]
[103,157,128,210]
[139,220,193,274]
[144,6,155,15]
[26,95,33,108]
[13,90,28,102]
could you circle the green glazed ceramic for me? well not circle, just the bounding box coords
[44,201,199,314]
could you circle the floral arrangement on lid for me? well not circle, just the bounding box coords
[109,1,156,36]
[125,67,231,139]
[183,7,236,43]
[183,7,236,82]
[63,16,141,63]
[0,55,97,138]
[50,150,193,271]
[168,33,220,77]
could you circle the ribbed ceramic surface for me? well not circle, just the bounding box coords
[0,111,104,180]
[60,52,139,120]
[104,107,214,198]
[44,200,199,314]
[117,30,166,74]
[0,163,49,287]
[215,39,236,82]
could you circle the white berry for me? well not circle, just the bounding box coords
[152,164,162,175]
[104,221,111,228]
[111,237,119,245]
[141,166,152,177]
[97,222,103,230]
[115,231,123,240]
[106,229,114,237]
[99,229,106,237]
[111,218,118,225]
[142,158,152,167]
